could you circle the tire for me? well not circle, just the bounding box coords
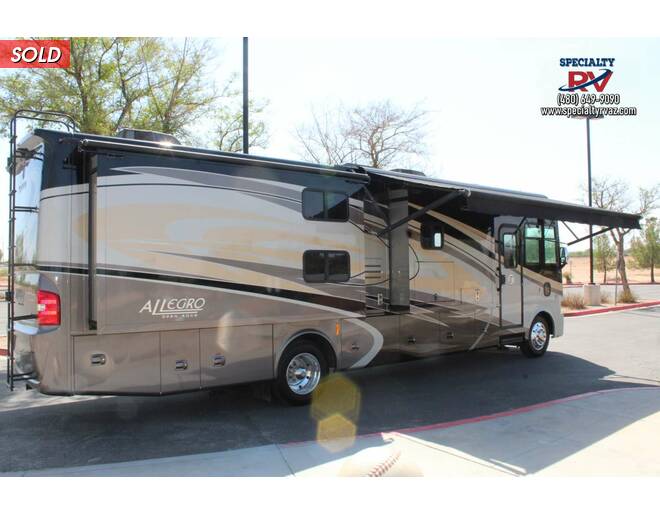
[520,315,550,358]
[275,341,329,405]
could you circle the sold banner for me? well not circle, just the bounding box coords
[0,39,71,68]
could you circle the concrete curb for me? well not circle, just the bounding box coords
[564,300,660,317]
[283,386,660,448]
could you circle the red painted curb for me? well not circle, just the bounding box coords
[395,387,659,435]
[282,386,660,447]
[564,300,660,317]
[564,282,658,288]
[0,348,7,357]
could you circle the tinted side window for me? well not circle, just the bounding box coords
[326,192,349,220]
[502,233,518,268]
[302,251,326,282]
[302,190,325,220]
[303,250,350,282]
[327,251,350,282]
[302,189,349,221]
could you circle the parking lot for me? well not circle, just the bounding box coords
[0,303,659,474]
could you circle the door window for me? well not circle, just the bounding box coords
[502,233,518,268]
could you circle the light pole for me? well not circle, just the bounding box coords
[242,36,249,154]
[586,116,594,284]
[575,113,603,285]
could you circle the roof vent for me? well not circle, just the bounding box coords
[390,168,426,177]
[117,128,180,145]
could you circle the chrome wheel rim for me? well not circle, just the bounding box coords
[530,321,548,351]
[286,352,321,395]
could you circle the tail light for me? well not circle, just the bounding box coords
[37,290,60,326]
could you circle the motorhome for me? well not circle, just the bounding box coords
[6,111,641,404]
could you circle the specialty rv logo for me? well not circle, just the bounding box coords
[540,56,637,119]
[139,297,206,319]
[558,57,614,92]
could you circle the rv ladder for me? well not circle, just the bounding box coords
[5,110,77,391]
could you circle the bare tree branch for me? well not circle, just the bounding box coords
[294,100,429,169]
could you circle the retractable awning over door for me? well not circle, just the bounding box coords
[365,168,641,230]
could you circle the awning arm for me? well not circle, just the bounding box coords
[561,220,579,241]
[566,226,614,246]
[376,188,470,237]
[363,187,390,228]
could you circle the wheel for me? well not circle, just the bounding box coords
[275,341,328,405]
[520,315,550,358]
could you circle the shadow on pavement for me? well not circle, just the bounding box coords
[0,348,653,473]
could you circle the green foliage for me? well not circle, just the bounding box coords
[209,98,269,152]
[0,37,268,149]
[630,217,659,271]
[594,234,616,282]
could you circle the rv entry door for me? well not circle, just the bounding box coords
[497,225,523,328]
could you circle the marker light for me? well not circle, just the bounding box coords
[37,290,60,326]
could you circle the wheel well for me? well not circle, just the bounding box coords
[281,332,337,372]
[535,311,555,336]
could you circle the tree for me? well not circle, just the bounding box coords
[294,100,429,169]
[594,234,616,283]
[210,99,269,152]
[586,178,659,296]
[630,217,659,283]
[0,37,268,149]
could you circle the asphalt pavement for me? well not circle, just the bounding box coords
[0,306,658,474]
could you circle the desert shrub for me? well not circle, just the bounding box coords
[561,293,586,310]
[563,271,573,284]
[600,291,612,304]
[617,289,639,304]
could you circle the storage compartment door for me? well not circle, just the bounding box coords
[161,329,201,393]
[200,325,273,387]
[74,332,160,394]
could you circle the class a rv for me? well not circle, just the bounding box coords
[5,111,641,404]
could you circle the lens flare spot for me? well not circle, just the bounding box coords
[316,413,357,452]
[311,373,361,422]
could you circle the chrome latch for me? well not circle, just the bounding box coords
[91,353,106,366]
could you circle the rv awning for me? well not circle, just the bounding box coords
[365,168,641,230]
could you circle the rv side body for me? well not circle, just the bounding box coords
[11,128,562,396]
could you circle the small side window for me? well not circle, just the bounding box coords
[302,190,324,220]
[302,189,349,222]
[303,250,350,283]
[421,222,444,249]
[327,251,350,282]
[302,250,326,282]
[502,233,518,268]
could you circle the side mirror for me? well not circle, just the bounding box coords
[559,245,569,268]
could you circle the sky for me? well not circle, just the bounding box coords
[1,37,659,253]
